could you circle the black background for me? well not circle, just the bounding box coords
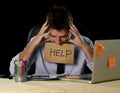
[1,1,120,76]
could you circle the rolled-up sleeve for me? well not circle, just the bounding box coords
[83,36,94,72]
[85,59,93,72]
[9,36,36,75]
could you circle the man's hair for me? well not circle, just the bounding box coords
[46,4,73,30]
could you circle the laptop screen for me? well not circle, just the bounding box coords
[91,39,120,83]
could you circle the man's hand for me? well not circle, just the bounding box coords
[35,20,50,45]
[68,22,84,48]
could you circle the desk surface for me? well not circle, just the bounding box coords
[0,78,120,93]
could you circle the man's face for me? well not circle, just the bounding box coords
[49,29,69,45]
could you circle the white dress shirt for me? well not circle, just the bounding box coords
[9,35,93,75]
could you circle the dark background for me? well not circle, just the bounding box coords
[1,1,120,77]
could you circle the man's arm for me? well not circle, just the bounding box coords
[69,22,93,62]
[20,21,49,62]
[78,41,93,62]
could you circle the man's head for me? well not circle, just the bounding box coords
[46,4,73,30]
[46,4,73,44]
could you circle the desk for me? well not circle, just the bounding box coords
[0,78,120,93]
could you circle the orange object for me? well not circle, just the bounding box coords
[65,75,80,79]
[108,54,116,68]
[94,43,105,56]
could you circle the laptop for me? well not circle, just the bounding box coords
[61,39,120,84]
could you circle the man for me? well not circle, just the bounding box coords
[9,4,94,76]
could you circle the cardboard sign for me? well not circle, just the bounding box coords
[44,42,74,64]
